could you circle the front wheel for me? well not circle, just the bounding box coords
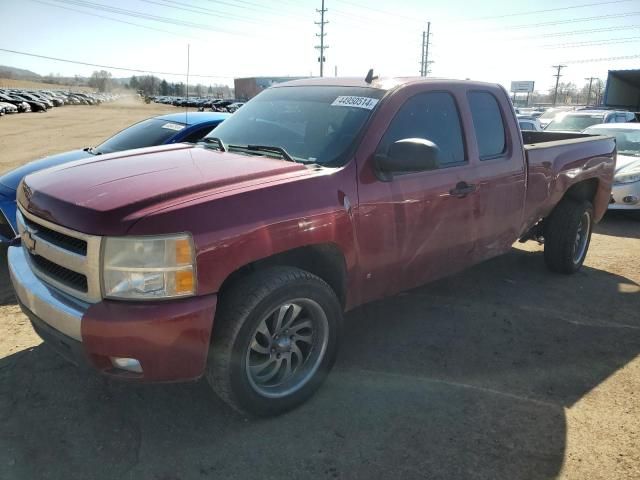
[206,267,342,416]
[544,199,594,274]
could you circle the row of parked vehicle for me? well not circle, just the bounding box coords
[515,105,638,132]
[0,89,117,116]
[151,95,245,113]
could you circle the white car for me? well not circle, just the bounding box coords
[0,101,18,114]
[583,123,640,215]
[538,106,575,128]
[517,115,543,131]
[546,110,635,133]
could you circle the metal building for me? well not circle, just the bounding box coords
[604,69,640,110]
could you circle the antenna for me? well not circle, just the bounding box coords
[365,69,377,84]
[186,43,190,124]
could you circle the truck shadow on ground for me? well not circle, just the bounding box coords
[595,211,640,239]
[1,249,638,480]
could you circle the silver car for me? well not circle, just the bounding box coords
[583,123,640,215]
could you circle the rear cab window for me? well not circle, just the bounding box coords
[376,91,466,169]
[467,91,506,160]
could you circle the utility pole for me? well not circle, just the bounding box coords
[315,0,328,77]
[420,30,426,76]
[552,64,566,106]
[424,22,431,76]
[419,22,431,77]
[584,76,597,106]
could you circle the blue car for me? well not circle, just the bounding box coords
[0,112,229,243]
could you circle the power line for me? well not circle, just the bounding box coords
[315,0,328,77]
[334,0,634,26]
[471,0,634,20]
[47,0,255,36]
[542,36,640,48]
[31,0,202,40]
[511,24,640,40]
[498,11,640,30]
[562,54,640,64]
[0,47,236,78]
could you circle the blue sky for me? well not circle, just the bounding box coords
[0,0,639,91]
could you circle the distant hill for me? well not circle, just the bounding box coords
[0,65,42,81]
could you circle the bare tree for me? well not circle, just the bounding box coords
[88,70,113,92]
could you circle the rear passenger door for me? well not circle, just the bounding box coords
[465,90,526,262]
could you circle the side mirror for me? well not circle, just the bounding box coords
[375,138,440,175]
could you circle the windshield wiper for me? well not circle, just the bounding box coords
[228,144,297,163]
[201,137,226,152]
[83,147,102,156]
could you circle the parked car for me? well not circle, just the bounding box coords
[4,93,47,112]
[0,112,229,243]
[545,109,635,132]
[8,77,615,416]
[517,114,543,131]
[538,106,575,128]
[227,102,245,113]
[0,93,31,112]
[0,102,18,114]
[583,123,640,215]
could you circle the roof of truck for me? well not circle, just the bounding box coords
[272,76,502,91]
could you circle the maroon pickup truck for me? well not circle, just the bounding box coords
[9,77,616,416]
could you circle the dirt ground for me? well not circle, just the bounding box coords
[0,95,174,170]
[0,99,639,480]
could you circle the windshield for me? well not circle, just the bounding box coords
[584,127,640,156]
[545,114,604,132]
[203,86,385,165]
[95,118,185,154]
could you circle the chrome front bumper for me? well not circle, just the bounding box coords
[8,246,88,341]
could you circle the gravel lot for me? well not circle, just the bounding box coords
[0,98,638,480]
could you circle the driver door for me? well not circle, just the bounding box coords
[355,89,478,303]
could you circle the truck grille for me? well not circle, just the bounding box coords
[23,215,87,255]
[17,207,102,303]
[28,252,88,292]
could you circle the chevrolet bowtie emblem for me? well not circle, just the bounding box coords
[22,230,36,253]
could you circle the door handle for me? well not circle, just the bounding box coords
[449,181,476,198]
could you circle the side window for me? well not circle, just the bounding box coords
[181,125,216,143]
[467,91,506,160]
[519,121,534,131]
[377,92,465,168]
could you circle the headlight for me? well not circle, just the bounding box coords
[102,234,196,300]
[614,167,640,185]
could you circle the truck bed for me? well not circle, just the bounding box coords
[520,131,616,233]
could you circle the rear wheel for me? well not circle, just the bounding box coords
[544,199,594,274]
[206,267,342,416]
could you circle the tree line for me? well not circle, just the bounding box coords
[128,75,233,98]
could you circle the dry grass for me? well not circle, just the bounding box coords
[0,77,93,91]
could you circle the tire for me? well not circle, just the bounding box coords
[544,198,594,274]
[206,266,342,416]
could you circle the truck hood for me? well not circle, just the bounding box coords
[19,144,310,235]
[615,153,640,173]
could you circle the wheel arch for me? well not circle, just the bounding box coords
[217,243,348,309]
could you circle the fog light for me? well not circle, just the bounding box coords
[623,195,638,205]
[110,357,143,373]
